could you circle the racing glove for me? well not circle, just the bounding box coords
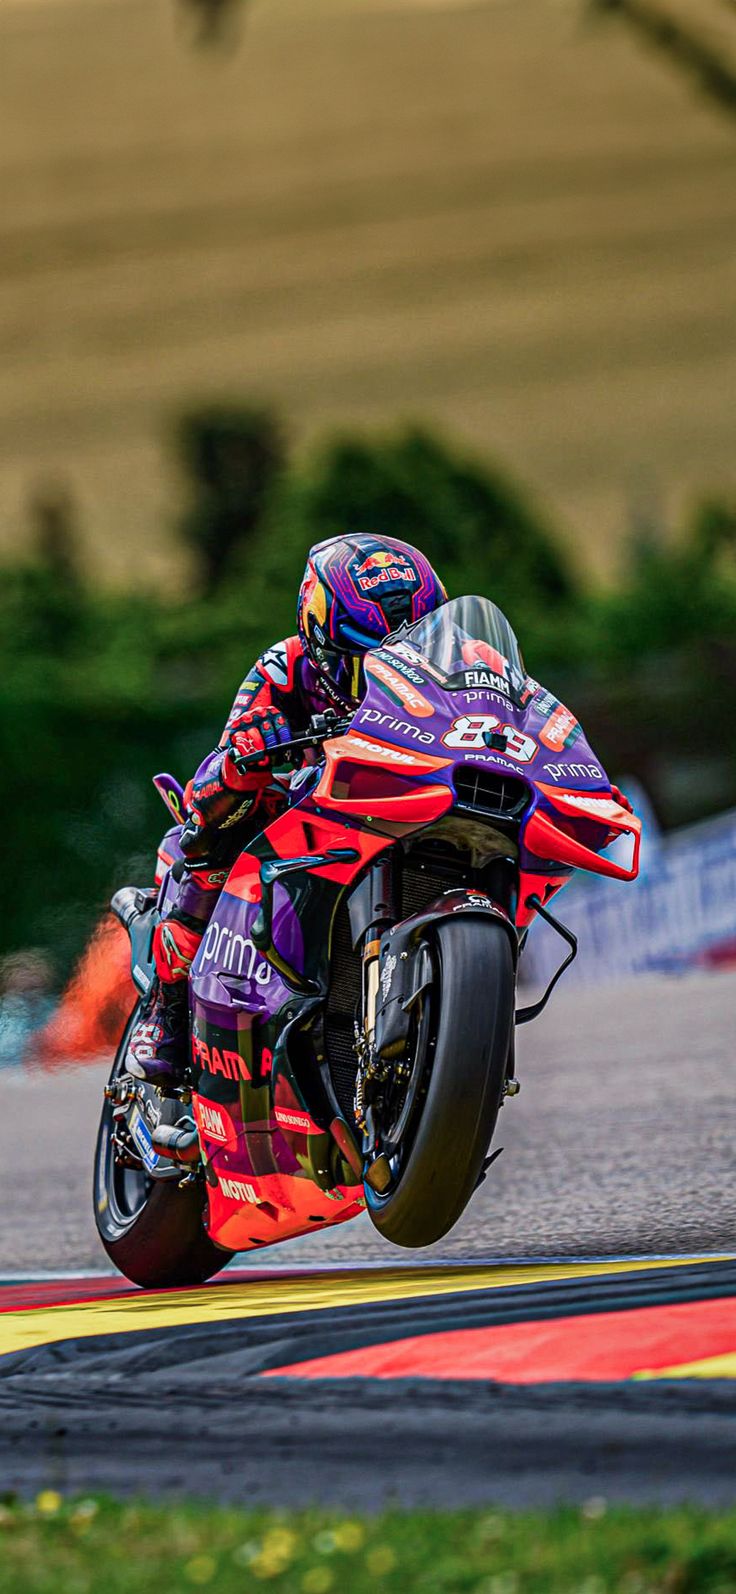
[221,708,293,790]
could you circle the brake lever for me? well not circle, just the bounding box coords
[229,714,353,774]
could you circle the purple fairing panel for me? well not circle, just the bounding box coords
[361,637,605,764]
[153,771,186,826]
[189,888,295,1022]
[155,824,186,918]
[349,629,614,878]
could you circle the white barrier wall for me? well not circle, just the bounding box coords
[522,805,736,985]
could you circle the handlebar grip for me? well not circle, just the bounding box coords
[229,716,353,775]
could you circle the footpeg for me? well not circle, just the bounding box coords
[504,1077,521,1097]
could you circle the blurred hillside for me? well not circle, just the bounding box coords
[1,0,735,585]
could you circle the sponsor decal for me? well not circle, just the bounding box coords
[365,654,434,717]
[353,550,417,593]
[520,676,540,706]
[358,568,417,593]
[358,708,435,746]
[197,1102,229,1143]
[549,791,618,815]
[219,1176,259,1204]
[347,734,420,766]
[391,640,448,686]
[274,1105,321,1135]
[380,952,397,1000]
[219,798,255,830]
[142,1095,161,1129]
[378,650,426,685]
[459,643,525,697]
[192,1034,251,1081]
[194,777,224,803]
[446,667,513,696]
[129,1107,160,1173]
[464,750,509,766]
[452,892,495,912]
[543,762,605,784]
[539,702,582,752]
[443,714,537,765]
[532,688,559,719]
[199,922,272,984]
[460,690,510,708]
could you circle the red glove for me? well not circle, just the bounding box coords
[221,708,292,791]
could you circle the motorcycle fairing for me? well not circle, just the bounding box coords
[174,598,641,1252]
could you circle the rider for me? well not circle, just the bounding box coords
[128,533,447,1088]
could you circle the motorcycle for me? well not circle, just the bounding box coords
[94,595,641,1287]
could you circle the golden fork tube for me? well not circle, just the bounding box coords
[363,936,381,1044]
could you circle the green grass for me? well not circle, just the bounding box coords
[2,1495,736,1594]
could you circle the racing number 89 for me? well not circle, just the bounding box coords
[443,714,537,764]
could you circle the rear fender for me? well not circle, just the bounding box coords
[373,889,518,1061]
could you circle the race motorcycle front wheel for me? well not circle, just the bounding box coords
[364,916,514,1248]
[93,1002,233,1288]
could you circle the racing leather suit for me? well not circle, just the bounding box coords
[152,636,335,989]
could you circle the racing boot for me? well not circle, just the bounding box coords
[127,979,189,1091]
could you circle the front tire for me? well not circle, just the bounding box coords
[365,917,514,1248]
[93,1003,233,1288]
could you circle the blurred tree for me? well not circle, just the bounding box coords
[176,0,247,48]
[12,476,86,658]
[277,426,578,634]
[690,497,736,570]
[175,403,286,595]
[29,476,81,590]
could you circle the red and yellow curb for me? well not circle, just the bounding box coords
[1,1255,734,1381]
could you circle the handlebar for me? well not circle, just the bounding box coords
[228,711,354,775]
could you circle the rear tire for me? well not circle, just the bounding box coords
[93,1003,233,1289]
[366,917,514,1248]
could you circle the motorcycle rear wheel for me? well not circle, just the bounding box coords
[365,916,514,1248]
[93,1002,233,1289]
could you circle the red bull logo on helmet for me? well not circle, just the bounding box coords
[353,548,417,592]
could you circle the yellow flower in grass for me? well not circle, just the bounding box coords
[262,1527,298,1563]
[366,1545,397,1576]
[332,1521,365,1553]
[184,1554,216,1584]
[251,1530,299,1582]
[35,1490,63,1517]
[302,1568,334,1594]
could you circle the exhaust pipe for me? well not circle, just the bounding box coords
[151,1120,200,1164]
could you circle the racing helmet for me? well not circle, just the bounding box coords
[298,533,447,707]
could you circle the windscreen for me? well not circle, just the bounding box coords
[393,595,527,707]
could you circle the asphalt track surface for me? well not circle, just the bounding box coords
[1,970,735,1507]
[1,1258,735,1507]
[2,969,734,1272]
